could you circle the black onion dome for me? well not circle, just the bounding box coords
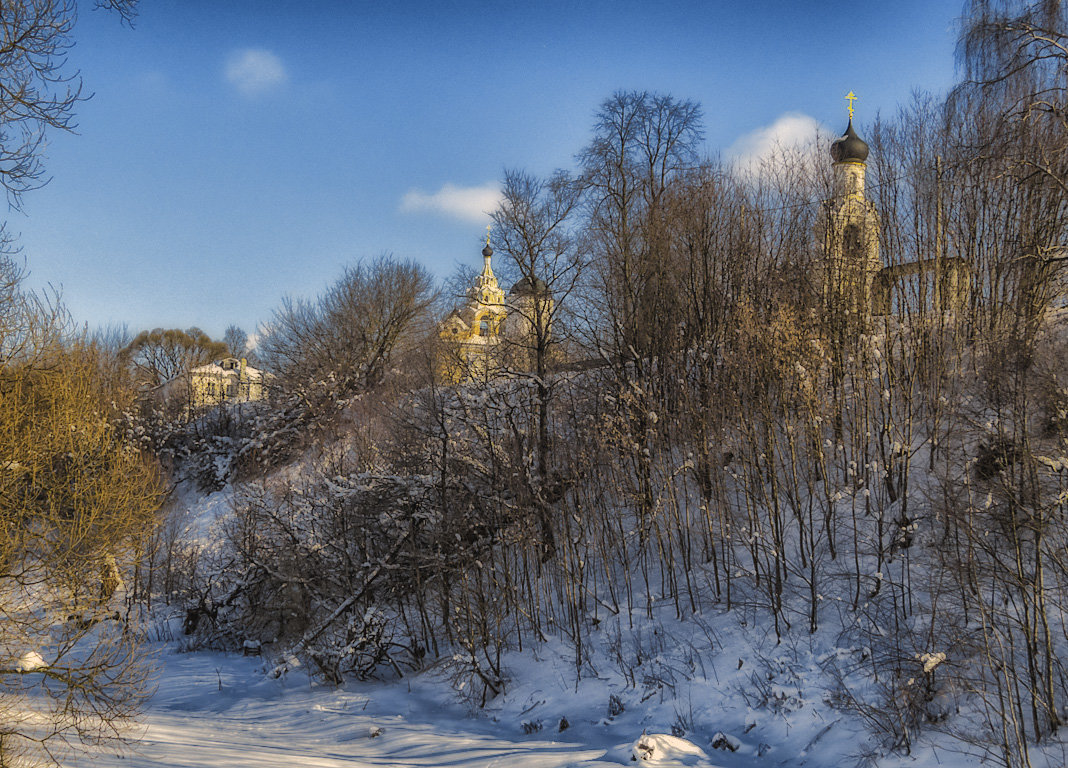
[510,275,548,296]
[830,120,869,164]
[482,244,493,258]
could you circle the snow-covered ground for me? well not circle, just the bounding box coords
[103,483,962,768]
[67,643,730,768]
[125,453,1068,768]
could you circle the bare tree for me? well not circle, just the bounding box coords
[955,0,1068,337]
[0,1,137,207]
[223,324,249,359]
[260,254,436,401]
[576,90,704,570]
[578,90,704,375]
[120,327,228,388]
[490,169,583,560]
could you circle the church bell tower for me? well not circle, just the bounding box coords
[818,92,881,326]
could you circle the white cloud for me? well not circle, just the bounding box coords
[400,182,502,223]
[225,48,287,96]
[726,112,825,169]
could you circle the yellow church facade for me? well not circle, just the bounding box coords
[438,241,553,383]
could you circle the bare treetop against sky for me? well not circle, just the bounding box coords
[12,0,961,338]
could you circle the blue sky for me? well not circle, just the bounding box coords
[10,0,964,341]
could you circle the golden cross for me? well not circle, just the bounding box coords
[485,224,492,246]
[846,91,857,120]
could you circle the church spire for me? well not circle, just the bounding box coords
[481,224,494,278]
[471,228,504,305]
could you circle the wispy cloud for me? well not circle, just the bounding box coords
[225,48,288,96]
[400,183,502,223]
[726,112,824,169]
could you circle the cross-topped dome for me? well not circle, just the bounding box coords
[830,119,869,164]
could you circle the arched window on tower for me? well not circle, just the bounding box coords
[844,224,863,259]
[480,317,491,336]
